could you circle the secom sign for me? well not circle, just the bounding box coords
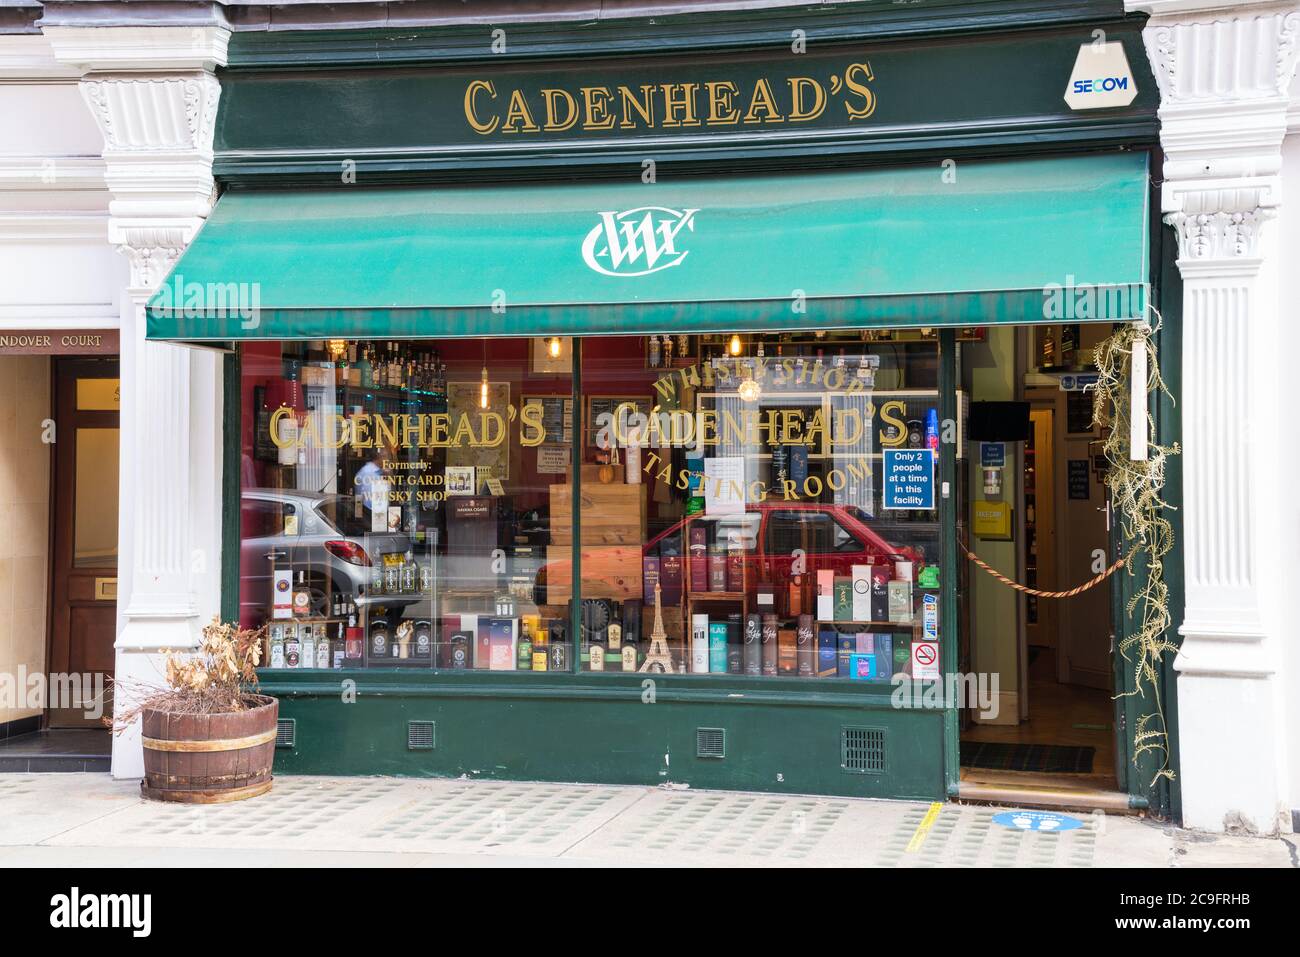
[1064,41,1138,110]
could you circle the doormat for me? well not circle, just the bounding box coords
[960,741,1095,774]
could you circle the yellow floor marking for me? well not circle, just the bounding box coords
[905,802,944,853]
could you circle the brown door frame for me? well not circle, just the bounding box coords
[45,356,120,728]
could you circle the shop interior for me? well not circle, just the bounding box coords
[958,323,1119,798]
[239,331,959,682]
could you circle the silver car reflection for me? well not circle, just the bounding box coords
[240,489,422,623]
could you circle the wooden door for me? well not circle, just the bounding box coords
[47,358,120,728]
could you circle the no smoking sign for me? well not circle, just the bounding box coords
[911,640,940,680]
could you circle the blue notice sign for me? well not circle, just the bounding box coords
[882,449,935,510]
[991,810,1085,832]
[980,442,1006,468]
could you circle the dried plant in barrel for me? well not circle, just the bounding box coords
[115,617,278,803]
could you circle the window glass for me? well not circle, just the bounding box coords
[240,338,572,671]
[73,427,119,567]
[577,333,944,681]
[238,332,944,681]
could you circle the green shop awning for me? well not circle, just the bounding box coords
[147,152,1149,341]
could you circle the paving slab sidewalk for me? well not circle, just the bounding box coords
[0,774,1293,868]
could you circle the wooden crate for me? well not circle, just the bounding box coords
[550,481,647,546]
[544,544,643,604]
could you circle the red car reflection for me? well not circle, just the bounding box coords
[645,502,924,589]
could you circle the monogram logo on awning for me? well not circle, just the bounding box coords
[582,207,698,277]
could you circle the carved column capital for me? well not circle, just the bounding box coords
[1134,4,1300,262]
[47,26,227,222]
[111,222,204,296]
[1165,205,1275,267]
[1139,5,1300,104]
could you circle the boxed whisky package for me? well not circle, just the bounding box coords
[489,618,515,670]
[875,633,895,680]
[761,613,779,676]
[688,525,708,592]
[816,569,834,620]
[777,627,797,675]
[691,613,710,674]
[709,622,728,674]
[439,614,460,668]
[796,614,815,676]
[817,629,838,677]
[851,564,872,622]
[834,577,853,622]
[744,613,762,676]
[888,580,913,623]
[848,653,877,680]
[660,546,684,605]
[642,556,661,601]
[785,577,804,618]
[893,637,911,676]
[837,632,856,677]
[871,566,891,622]
[726,615,743,674]
[726,540,745,592]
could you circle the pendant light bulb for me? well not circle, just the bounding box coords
[728,333,742,356]
[480,366,489,409]
[548,336,562,359]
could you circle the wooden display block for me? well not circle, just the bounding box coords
[544,544,643,604]
[550,481,647,546]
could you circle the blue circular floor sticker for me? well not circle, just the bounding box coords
[992,810,1084,832]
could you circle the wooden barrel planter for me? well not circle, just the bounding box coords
[140,694,278,803]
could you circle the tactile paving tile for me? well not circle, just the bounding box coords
[879,804,1103,868]
[48,775,647,858]
[567,789,862,866]
[46,775,412,850]
[359,781,633,853]
[0,773,142,846]
[120,777,407,840]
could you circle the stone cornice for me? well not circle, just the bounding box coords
[1140,5,1300,103]
[42,23,228,71]
[1130,1,1300,262]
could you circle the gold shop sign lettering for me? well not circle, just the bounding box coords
[464,63,877,136]
[268,402,903,453]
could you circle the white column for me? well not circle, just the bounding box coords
[1131,1,1300,833]
[47,26,228,778]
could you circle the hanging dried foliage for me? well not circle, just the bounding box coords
[1092,317,1180,785]
[111,618,266,731]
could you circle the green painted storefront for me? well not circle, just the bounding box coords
[167,0,1178,811]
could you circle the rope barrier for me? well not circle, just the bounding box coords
[960,540,1127,599]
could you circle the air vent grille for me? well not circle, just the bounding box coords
[275,718,296,749]
[408,720,436,751]
[696,727,726,759]
[841,726,886,774]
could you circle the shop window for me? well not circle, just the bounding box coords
[574,333,943,680]
[240,338,573,671]
[239,332,944,682]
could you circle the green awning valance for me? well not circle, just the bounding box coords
[147,152,1149,341]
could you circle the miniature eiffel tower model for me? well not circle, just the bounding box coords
[638,582,675,674]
